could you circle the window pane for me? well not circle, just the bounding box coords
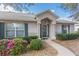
[16,30,24,37]
[6,23,25,38]
[16,24,24,30]
[6,30,15,38]
[6,23,15,30]
[62,25,67,33]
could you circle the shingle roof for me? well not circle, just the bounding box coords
[36,9,59,19]
[56,20,75,24]
[0,10,76,24]
[0,11,36,21]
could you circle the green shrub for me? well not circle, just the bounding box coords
[23,37,31,43]
[0,40,7,51]
[14,37,24,40]
[0,39,28,56]
[56,34,64,40]
[23,36,38,43]
[28,39,43,50]
[56,33,79,40]
[29,36,38,39]
[10,39,28,55]
[22,40,28,51]
[0,40,10,56]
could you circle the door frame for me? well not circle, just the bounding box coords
[40,24,49,39]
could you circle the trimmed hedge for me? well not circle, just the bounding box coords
[56,33,79,40]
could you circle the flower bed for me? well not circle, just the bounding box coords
[0,39,28,56]
[21,41,57,56]
[0,36,43,56]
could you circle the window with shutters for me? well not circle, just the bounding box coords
[6,23,25,38]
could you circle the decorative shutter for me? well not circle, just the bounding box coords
[0,23,5,39]
[40,24,42,38]
[25,23,28,37]
[68,25,70,33]
[62,25,64,33]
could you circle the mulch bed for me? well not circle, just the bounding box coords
[21,41,57,56]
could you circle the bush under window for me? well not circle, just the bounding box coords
[28,39,43,50]
[56,33,79,40]
[23,36,38,43]
[10,39,28,55]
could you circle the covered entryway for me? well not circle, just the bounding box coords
[40,18,51,39]
[36,10,58,40]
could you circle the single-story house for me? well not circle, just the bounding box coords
[0,10,75,40]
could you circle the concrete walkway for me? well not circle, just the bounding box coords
[45,40,75,56]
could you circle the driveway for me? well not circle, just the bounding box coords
[55,39,79,56]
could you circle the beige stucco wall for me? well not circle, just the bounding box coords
[74,24,79,31]
[70,24,74,33]
[28,22,38,36]
[49,23,56,40]
[56,24,74,34]
[56,24,62,34]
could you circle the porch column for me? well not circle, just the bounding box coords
[37,21,41,39]
[50,21,56,40]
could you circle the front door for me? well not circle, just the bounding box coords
[40,24,49,39]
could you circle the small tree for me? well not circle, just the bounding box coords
[60,3,79,19]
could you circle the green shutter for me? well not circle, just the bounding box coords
[62,25,67,33]
[0,23,4,39]
[25,23,28,37]
[62,25,64,33]
[40,24,42,38]
[68,25,70,33]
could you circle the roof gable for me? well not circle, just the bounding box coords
[36,10,59,19]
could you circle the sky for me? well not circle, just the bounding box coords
[28,3,71,18]
[0,3,71,18]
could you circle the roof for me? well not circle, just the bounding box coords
[72,20,79,24]
[0,11,36,21]
[0,10,76,24]
[56,20,76,24]
[36,9,59,19]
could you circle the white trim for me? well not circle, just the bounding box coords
[15,27,16,37]
[4,23,6,38]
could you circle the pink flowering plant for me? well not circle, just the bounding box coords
[7,40,14,49]
[10,39,27,55]
[0,40,8,56]
[0,36,41,56]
